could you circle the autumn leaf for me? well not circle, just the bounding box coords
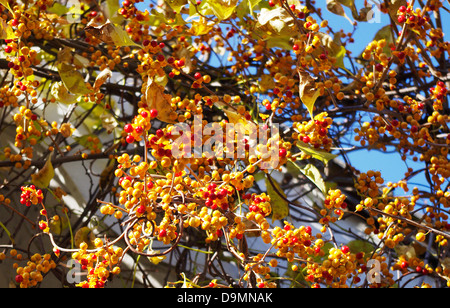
[387,0,407,24]
[326,0,353,24]
[144,79,177,124]
[298,69,320,119]
[174,46,194,74]
[85,19,141,47]
[31,157,54,189]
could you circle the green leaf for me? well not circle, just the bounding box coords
[313,242,334,262]
[296,140,337,165]
[265,176,289,222]
[347,240,375,254]
[374,25,395,57]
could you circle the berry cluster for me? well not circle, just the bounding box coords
[72,243,123,288]
[13,252,56,288]
[294,112,333,152]
[19,185,43,207]
[429,81,448,111]
[321,189,348,224]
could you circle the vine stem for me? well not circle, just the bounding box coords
[368,207,450,240]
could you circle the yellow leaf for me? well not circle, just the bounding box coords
[49,215,70,235]
[144,79,177,124]
[57,63,92,95]
[31,157,54,189]
[266,177,289,222]
[298,69,320,119]
[189,18,215,36]
[223,108,248,125]
[259,113,269,120]
[147,248,166,265]
[51,81,79,104]
[259,74,275,92]
[0,18,17,40]
[94,68,112,92]
[0,0,13,14]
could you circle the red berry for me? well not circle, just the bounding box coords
[177,59,185,67]
[4,45,12,53]
[159,229,167,237]
[398,15,406,23]
[150,109,158,118]
[126,135,135,143]
[305,226,312,235]
[375,63,384,72]
[341,245,350,254]
[136,205,146,214]
[194,72,202,80]
[279,148,287,158]
[124,124,134,133]
[15,275,24,283]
